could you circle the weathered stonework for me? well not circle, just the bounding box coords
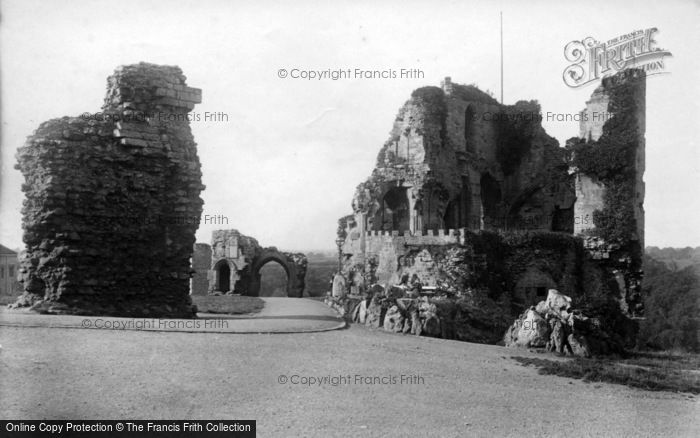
[570,69,646,315]
[348,77,574,242]
[14,62,204,317]
[201,230,307,297]
[190,243,212,296]
[337,69,646,323]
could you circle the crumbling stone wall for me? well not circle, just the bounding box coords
[208,229,307,297]
[569,69,646,315]
[338,69,646,320]
[350,77,574,240]
[14,62,204,317]
[344,229,600,307]
[209,229,261,294]
[327,231,635,349]
[277,252,308,297]
[191,243,212,295]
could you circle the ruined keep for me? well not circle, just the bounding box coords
[338,69,646,319]
[14,62,205,317]
[190,230,308,297]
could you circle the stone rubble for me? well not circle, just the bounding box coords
[503,289,627,357]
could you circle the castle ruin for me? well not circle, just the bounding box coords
[190,230,308,297]
[14,63,204,317]
[338,69,646,317]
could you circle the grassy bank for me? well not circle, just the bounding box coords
[192,295,265,315]
[512,351,700,394]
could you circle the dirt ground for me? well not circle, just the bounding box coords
[1,324,698,437]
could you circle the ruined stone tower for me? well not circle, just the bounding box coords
[15,62,205,317]
[340,76,575,286]
[574,69,645,248]
[338,69,646,316]
[571,69,646,314]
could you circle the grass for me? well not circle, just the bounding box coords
[191,295,265,315]
[2,293,266,316]
[512,352,700,394]
[620,351,700,370]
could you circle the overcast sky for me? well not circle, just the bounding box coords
[1,0,698,251]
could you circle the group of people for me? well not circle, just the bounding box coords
[330,269,423,299]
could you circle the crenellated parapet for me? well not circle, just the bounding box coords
[336,70,646,317]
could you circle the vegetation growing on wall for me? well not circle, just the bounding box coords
[352,171,388,215]
[499,230,583,298]
[496,100,542,175]
[410,86,448,152]
[435,230,585,301]
[337,215,354,239]
[420,230,633,345]
[568,70,644,250]
[410,86,447,113]
[449,83,499,105]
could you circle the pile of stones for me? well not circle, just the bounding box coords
[503,289,628,357]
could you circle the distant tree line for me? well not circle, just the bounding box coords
[638,253,699,352]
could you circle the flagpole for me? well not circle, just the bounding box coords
[500,11,504,105]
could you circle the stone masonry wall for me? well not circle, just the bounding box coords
[208,229,307,297]
[570,69,646,315]
[351,78,573,240]
[14,62,204,317]
[191,243,211,295]
[339,70,646,318]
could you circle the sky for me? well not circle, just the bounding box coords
[1,0,698,252]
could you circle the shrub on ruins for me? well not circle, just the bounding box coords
[448,83,499,105]
[410,86,447,114]
[496,100,542,175]
[567,71,644,250]
[431,293,513,344]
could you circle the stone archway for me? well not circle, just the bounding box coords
[514,267,557,307]
[249,249,304,297]
[213,259,233,293]
[257,259,289,297]
[206,230,307,297]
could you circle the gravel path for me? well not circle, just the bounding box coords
[0,324,697,437]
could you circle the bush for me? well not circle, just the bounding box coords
[568,72,643,249]
[637,256,700,352]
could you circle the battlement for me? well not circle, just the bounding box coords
[362,228,466,238]
[342,229,470,255]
